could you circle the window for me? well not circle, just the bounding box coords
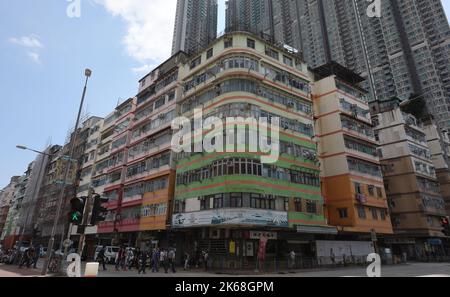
[200,197,210,210]
[368,185,375,196]
[251,194,261,209]
[371,208,378,220]
[376,187,383,197]
[283,55,293,67]
[230,193,242,208]
[247,38,255,49]
[357,206,366,219]
[206,48,213,59]
[284,198,289,211]
[380,210,387,220]
[306,200,317,214]
[190,56,201,69]
[355,183,363,194]
[294,199,302,212]
[338,208,348,218]
[265,47,279,60]
[154,96,166,109]
[224,38,233,48]
[168,91,175,101]
[213,194,224,209]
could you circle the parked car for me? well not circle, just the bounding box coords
[94,246,120,264]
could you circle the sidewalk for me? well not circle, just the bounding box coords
[0,263,42,277]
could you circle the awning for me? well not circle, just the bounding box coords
[296,225,338,235]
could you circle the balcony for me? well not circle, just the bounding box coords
[339,98,371,122]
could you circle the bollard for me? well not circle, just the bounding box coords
[85,262,99,277]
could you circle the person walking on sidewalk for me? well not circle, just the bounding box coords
[32,245,41,269]
[184,252,190,271]
[115,247,124,271]
[125,248,134,270]
[168,248,176,273]
[97,247,107,271]
[152,248,160,272]
[203,250,209,271]
[161,249,169,273]
[138,249,148,274]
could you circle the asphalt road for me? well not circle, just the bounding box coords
[1,261,449,277]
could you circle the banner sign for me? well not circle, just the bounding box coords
[172,208,288,228]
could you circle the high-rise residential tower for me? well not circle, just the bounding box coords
[172,0,218,55]
[225,0,450,131]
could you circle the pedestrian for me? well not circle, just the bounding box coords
[115,247,124,271]
[161,249,169,273]
[289,250,296,269]
[138,250,148,274]
[184,252,190,271]
[126,248,134,270]
[168,248,176,273]
[152,248,160,272]
[159,249,166,273]
[32,245,41,269]
[97,247,107,271]
[203,250,209,271]
[134,248,141,270]
[120,247,127,271]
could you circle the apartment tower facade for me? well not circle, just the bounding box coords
[372,100,447,258]
[225,0,450,131]
[312,62,393,239]
[172,0,218,55]
[172,32,335,268]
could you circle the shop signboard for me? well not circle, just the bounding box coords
[172,208,288,228]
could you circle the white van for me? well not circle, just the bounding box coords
[94,246,120,264]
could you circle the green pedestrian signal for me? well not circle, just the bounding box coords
[68,197,86,225]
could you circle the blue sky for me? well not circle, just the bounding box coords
[0,0,448,188]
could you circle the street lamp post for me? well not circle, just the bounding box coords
[15,146,53,254]
[41,68,92,276]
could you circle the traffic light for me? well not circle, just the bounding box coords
[90,194,108,225]
[69,197,86,225]
[441,217,450,236]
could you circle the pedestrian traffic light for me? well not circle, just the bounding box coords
[69,197,86,225]
[441,217,450,236]
[90,194,108,225]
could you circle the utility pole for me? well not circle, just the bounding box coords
[41,69,92,276]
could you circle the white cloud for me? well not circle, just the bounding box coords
[9,35,43,48]
[9,35,44,64]
[26,52,41,64]
[95,0,177,73]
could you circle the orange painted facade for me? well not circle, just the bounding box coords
[323,174,393,234]
[139,170,176,231]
